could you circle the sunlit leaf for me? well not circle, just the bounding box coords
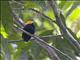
[68,7,80,21]
[66,7,80,28]
[1,24,8,38]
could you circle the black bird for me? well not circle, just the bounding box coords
[22,20,35,42]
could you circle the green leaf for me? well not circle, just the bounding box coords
[63,1,73,14]
[1,24,8,38]
[67,7,80,22]
[1,1,13,34]
[66,7,80,28]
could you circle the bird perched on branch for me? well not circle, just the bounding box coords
[22,20,35,42]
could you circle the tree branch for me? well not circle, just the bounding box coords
[9,2,73,60]
[29,8,56,27]
[8,35,62,43]
[9,4,60,60]
[9,1,25,27]
[48,0,80,49]
[15,25,72,60]
[14,25,61,60]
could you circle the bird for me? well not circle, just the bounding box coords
[22,20,35,42]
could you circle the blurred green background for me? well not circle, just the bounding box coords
[1,0,80,60]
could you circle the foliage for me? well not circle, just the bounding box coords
[1,1,80,60]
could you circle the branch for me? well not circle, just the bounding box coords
[8,35,62,43]
[15,25,61,60]
[29,8,56,27]
[9,1,25,27]
[8,40,24,43]
[9,3,60,60]
[15,25,73,60]
[11,10,25,27]
[48,0,80,49]
[9,2,73,59]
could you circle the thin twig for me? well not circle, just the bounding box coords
[41,35,62,38]
[8,35,62,43]
[29,8,56,26]
[8,40,24,43]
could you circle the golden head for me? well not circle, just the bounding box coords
[26,20,33,24]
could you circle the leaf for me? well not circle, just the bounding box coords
[1,1,13,34]
[63,1,73,14]
[67,7,80,22]
[1,24,8,38]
